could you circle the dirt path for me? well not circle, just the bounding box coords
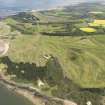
[0,40,9,56]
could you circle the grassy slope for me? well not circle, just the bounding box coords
[0,6,104,88]
[5,31,105,88]
[2,11,104,88]
[0,4,105,105]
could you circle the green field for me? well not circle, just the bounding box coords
[0,2,105,105]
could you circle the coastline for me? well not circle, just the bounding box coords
[0,7,61,19]
[0,74,46,105]
[0,81,44,105]
[0,72,77,105]
[0,5,65,19]
[15,88,45,105]
[0,80,63,105]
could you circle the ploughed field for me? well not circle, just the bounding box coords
[0,3,105,105]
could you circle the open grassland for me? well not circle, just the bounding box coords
[1,3,105,105]
[5,32,105,88]
[2,29,105,105]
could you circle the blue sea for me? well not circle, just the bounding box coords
[0,0,81,17]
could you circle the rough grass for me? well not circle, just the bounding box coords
[1,5,105,105]
[1,10,105,89]
[6,32,105,88]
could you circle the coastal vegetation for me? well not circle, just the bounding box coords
[0,2,105,105]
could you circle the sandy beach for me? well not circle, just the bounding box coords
[14,88,45,105]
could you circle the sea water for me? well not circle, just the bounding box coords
[0,84,34,105]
